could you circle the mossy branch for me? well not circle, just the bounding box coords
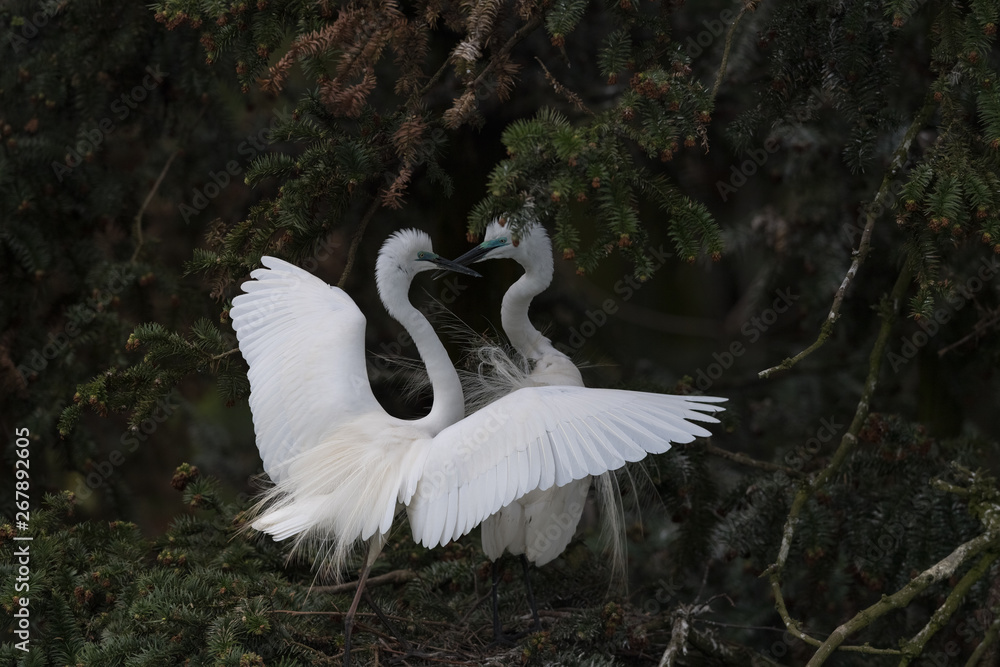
[758,98,935,380]
[703,442,806,479]
[897,549,1000,666]
[965,613,1000,667]
[763,262,912,654]
[711,0,758,104]
[806,533,997,665]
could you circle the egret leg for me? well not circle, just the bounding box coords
[342,554,374,667]
[520,555,541,632]
[491,559,505,642]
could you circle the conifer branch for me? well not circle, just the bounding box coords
[758,98,935,379]
[535,57,592,115]
[470,16,542,93]
[131,149,180,264]
[338,197,382,288]
[897,549,1000,666]
[711,0,756,104]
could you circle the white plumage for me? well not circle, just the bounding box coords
[230,232,725,579]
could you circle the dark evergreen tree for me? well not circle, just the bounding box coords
[3,0,1000,664]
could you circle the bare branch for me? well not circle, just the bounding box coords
[308,569,417,594]
[338,197,382,288]
[703,442,806,478]
[131,149,180,265]
[759,98,935,379]
[711,0,757,103]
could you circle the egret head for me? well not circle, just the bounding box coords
[453,219,551,270]
[376,229,480,302]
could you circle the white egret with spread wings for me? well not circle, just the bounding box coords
[229,228,725,664]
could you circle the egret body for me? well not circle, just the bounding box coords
[230,229,725,661]
[454,219,726,637]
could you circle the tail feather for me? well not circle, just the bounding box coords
[252,497,328,541]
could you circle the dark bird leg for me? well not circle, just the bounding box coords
[491,559,506,643]
[520,555,541,632]
[342,550,374,667]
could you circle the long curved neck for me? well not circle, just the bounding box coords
[500,257,553,361]
[381,278,465,433]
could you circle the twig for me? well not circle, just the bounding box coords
[703,442,806,478]
[687,625,784,666]
[309,569,417,594]
[805,533,997,666]
[534,57,592,115]
[456,590,492,625]
[693,618,793,633]
[470,16,543,93]
[758,98,935,379]
[380,644,478,665]
[210,347,241,361]
[415,58,454,104]
[937,307,1000,357]
[711,0,756,103]
[897,549,1000,666]
[658,613,690,667]
[413,14,541,105]
[131,149,180,264]
[763,264,912,654]
[965,613,1000,666]
[338,197,382,288]
[274,608,450,627]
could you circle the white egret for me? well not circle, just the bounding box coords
[229,229,725,663]
[453,219,726,639]
[229,230,479,664]
[452,220,601,639]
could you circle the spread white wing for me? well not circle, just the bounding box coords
[229,256,386,483]
[406,386,725,548]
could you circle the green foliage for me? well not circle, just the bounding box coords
[5,0,1000,664]
[0,482,329,664]
[471,107,722,273]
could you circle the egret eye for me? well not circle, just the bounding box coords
[500,238,508,244]
[417,251,427,259]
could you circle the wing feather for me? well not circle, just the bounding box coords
[230,256,385,482]
[407,385,725,547]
